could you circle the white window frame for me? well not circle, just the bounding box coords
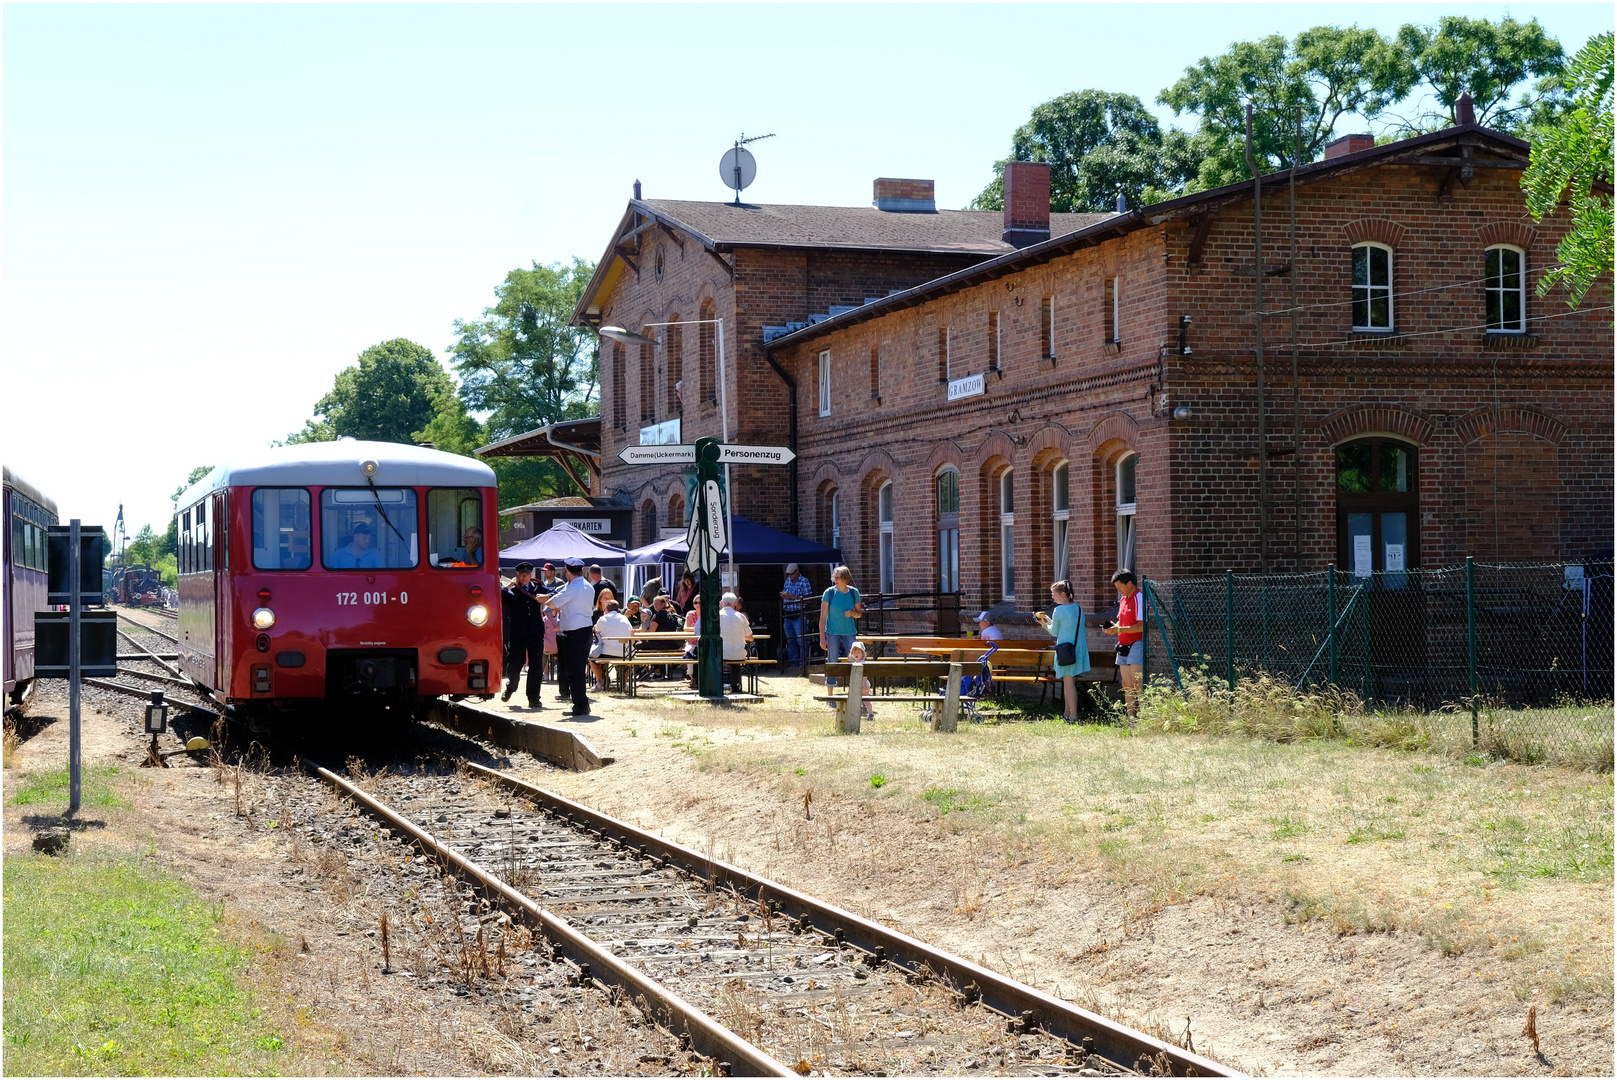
[1116,453,1137,573]
[829,491,840,551]
[1052,461,1070,582]
[1484,245,1527,333]
[999,470,1015,601]
[878,481,895,594]
[818,349,831,416]
[1109,276,1121,343]
[1352,242,1394,331]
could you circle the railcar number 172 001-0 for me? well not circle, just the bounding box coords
[336,591,409,606]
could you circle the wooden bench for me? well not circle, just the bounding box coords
[813,660,963,733]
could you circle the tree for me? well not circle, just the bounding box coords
[971,90,1203,211]
[1394,16,1565,132]
[1522,32,1614,309]
[124,523,160,568]
[286,338,457,445]
[1159,26,1416,190]
[449,259,598,506]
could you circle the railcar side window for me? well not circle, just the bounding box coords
[320,488,418,570]
[252,489,312,570]
[427,489,483,568]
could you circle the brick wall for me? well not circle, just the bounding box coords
[772,155,1612,617]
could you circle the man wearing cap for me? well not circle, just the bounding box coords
[975,611,1004,641]
[538,563,560,592]
[778,563,812,671]
[545,558,597,717]
[500,562,546,708]
[329,522,382,568]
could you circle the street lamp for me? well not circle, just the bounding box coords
[599,319,734,586]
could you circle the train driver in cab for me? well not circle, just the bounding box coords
[446,525,482,567]
[329,521,383,569]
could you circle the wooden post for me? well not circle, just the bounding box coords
[839,661,864,734]
[936,662,961,732]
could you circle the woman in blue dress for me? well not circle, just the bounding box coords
[1034,579,1089,723]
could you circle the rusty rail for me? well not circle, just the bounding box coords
[466,762,1239,1077]
[307,763,795,1078]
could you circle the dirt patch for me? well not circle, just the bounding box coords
[3,681,702,1076]
[510,674,1614,1077]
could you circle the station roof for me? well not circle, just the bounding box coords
[475,417,602,496]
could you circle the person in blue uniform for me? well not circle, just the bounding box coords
[329,522,383,568]
[500,562,546,709]
[544,559,597,718]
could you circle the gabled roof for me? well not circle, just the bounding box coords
[761,123,1533,352]
[571,197,1115,325]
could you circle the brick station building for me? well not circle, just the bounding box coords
[577,121,1612,624]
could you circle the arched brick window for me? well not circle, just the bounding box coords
[698,299,716,404]
[877,481,895,594]
[1052,461,1071,581]
[1485,246,1527,333]
[935,467,960,594]
[638,339,654,424]
[1336,438,1417,585]
[665,314,683,415]
[610,342,627,429]
[667,491,685,530]
[1352,243,1394,331]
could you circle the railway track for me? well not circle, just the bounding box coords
[309,753,1238,1078]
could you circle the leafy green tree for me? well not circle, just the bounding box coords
[1159,26,1416,190]
[971,90,1203,211]
[286,338,457,445]
[1522,32,1614,308]
[1394,16,1565,132]
[449,259,598,506]
[124,523,160,568]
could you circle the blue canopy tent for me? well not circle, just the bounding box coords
[498,521,628,570]
[623,515,839,594]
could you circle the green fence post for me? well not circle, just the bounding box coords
[1327,564,1338,688]
[1261,581,1270,674]
[1467,556,1478,747]
[1363,573,1372,704]
[1225,569,1236,692]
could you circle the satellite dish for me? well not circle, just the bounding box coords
[719,133,775,205]
[720,147,757,195]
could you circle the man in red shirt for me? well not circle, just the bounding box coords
[1102,570,1145,718]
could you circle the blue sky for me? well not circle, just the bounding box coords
[4,3,1608,536]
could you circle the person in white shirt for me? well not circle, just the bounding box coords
[591,600,635,691]
[975,610,1004,641]
[543,559,598,717]
[718,592,755,694]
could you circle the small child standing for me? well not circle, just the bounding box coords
[846,640,877,721]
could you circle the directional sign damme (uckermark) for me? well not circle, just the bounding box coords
[619,444,697,465]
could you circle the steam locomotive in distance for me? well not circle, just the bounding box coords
[173,439,502,729]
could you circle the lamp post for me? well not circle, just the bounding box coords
[600,319,733,699]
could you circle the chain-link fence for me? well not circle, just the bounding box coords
[1142,558,1612,726]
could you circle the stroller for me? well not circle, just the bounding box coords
[922,641,997,726]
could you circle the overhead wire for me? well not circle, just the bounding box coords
[1250,264,1570,317]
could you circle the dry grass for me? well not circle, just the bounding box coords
[638,681,1613,1002]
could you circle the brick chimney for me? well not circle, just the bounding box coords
[1002,162,1051,247]
[1323,133,1375,160]
[873,178,936,213]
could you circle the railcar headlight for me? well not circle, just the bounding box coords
[251,607,276,630]
[466,604,489,627]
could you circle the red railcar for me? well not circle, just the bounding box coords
[4,466,59,705]
[174,440,502,727]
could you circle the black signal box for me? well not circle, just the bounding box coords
[34,610,118,678]
[47,526,105,607]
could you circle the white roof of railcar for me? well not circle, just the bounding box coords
[176,440,496,509]
[2,465,60,518]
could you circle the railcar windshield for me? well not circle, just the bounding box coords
[427,488,483,568]
[252,488,312,570]
[320,488,418,570]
